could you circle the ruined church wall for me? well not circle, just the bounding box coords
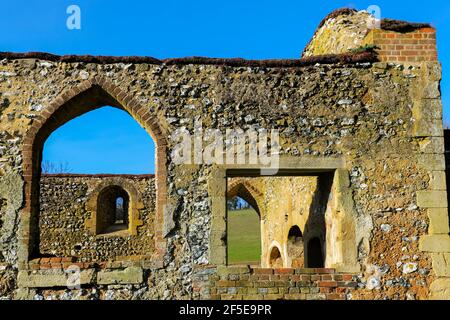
[0,50,442,300]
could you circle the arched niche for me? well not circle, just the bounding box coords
[268,245,283,268]
[287,225,304,268]
[86,178,144,236]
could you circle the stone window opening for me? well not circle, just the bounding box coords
[224,174,341,269]
[306,237,324,268]
[287,225,304,268]
[85,177,144,237]
[37,106,154,255]
[97,186,130,235]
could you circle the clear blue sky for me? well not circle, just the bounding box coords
[1,0,449,173]
[43,107,155,174]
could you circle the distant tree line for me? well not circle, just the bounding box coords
[227,196,251,211]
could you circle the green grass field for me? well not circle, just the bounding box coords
[227,209,261,265]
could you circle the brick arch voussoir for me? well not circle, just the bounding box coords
[22,78,166,159]
[228,179,264,198]
[95,76,165,144]
[23,81,93,157]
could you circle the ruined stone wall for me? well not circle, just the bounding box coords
[39,174,156,262]
[0,9,445,300]
[303,9,373,57]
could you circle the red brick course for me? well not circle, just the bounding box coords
[193,266,357,300]
[368,28,438,63]
[27,256,152,271]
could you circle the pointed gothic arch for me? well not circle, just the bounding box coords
[226,179,264,216]
[20,76,167,267]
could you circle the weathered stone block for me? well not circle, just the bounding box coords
[430,278,450,300]
[423,62,442,82]
[162,202,176,238]
[422,82,441,99]
[13,288,37,300]
[431,253,450,277]
[141,259,164,270]
[416,99,443,120]
[418,137,445,154]
[417,190,447,208]
[209,231,226,265]
[216,280,236,287]
[17,269,96,288]
[210,210,226,231]
[428,208,450,234]
[429,171,447,190]
[419,235,450,252]
[217,265,250,276]
[97,267,143,285]
[418,154,446,171]
[413,118,443,137]
[306,293,327,300]
[236,280,254,287]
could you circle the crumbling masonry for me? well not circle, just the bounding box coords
[0,8,448,300]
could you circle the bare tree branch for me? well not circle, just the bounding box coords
[41,160,72,174]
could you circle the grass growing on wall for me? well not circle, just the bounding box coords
[227,209,261,265]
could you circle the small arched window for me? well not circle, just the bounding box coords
[288,225,303,242]
[86,179,143,236]
[96,186,130,234]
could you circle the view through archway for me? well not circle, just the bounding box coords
[226,196,261,266]
[42,106,155,174]
[37,105,156,258]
